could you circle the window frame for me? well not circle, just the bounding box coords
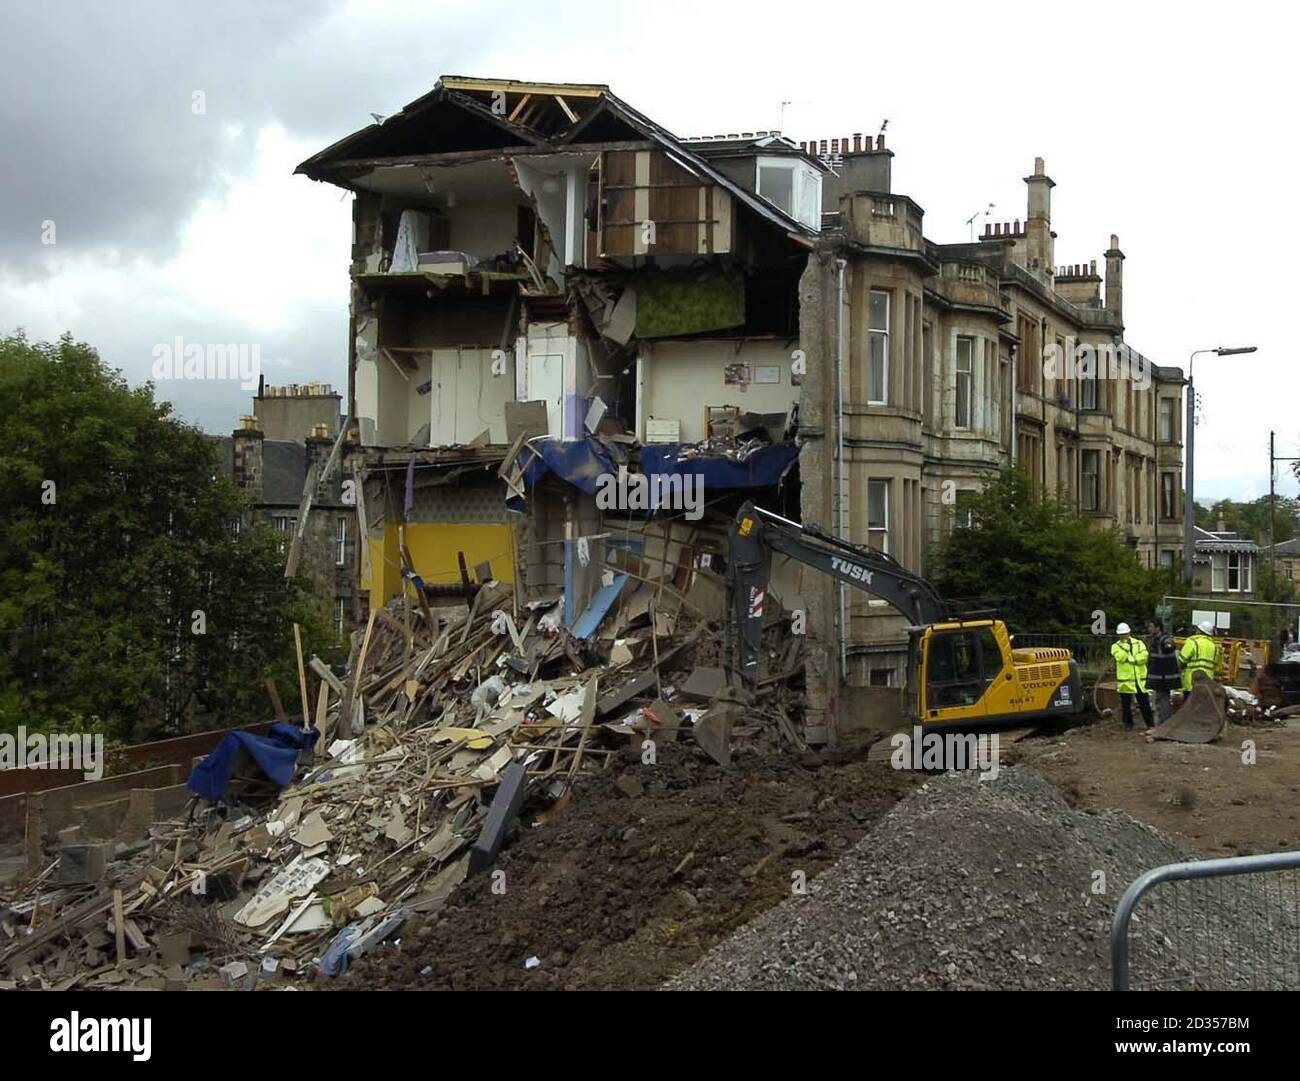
[955,336,973,429]
[1081,449,1100,512]
[1212,552,1227,593]
[1158,397,1175,442]
[1227,552,1242,592]
[867,478,889,553]
[867,289,890,406]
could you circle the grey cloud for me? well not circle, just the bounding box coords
[0,1,501,272]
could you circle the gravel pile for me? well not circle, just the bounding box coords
[667,766,1300,990]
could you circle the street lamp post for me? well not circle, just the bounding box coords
[1183,345,1257,581]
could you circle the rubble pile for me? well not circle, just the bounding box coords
[0,571,806,990]
[667,766,1300,991]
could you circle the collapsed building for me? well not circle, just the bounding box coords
[293,76,1185,745]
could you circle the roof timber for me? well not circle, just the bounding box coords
[439,77,607,98]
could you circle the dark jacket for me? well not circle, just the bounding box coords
[1146,631,1180,689]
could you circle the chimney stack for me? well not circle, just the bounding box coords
[1024,156,1055,277]
[1105,233,1125,323]
[232,415,264,503]
[306,424,337,500]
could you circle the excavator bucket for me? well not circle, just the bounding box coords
[1154,672,1227,744]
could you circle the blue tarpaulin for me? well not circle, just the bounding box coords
[508,437,625,512]
[509,437,796,511]
[187,723,319,802]
[640,442,798,491]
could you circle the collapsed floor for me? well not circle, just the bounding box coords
[0,567,809,989]
[340,743,919,990]
[7,558,1300,990]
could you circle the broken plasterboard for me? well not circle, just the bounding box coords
[234,857,330,929]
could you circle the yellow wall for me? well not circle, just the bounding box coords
[365,521,516,608]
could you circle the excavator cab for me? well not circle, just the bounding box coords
[910,619,1081,725]
[730,501,1083,728]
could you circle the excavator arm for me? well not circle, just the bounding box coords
[728,501,949,674]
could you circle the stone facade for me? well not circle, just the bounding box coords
[796,147,1187,717]
[217,387,357,637]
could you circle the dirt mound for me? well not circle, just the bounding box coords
[668,766,1198,990]
[336,742,921,990]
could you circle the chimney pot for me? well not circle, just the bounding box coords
[1110,233,1119,249]
[995,223,1002,236]
[1034,156,1045,176]
[819,139,828,154]
[1090,259,1097,275]
[842,134,849,154]
[1014,219,1021,233]
[876,133,885,150]
[831,138,840,154]
[983,223,991,238]
[853,134,862,152]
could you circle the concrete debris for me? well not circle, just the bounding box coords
[0,562,808,990]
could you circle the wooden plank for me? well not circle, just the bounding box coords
[400,542,437,637]
[112,889,125,967]
[354,469,374,583]
[283,461,319,579]
[596,627,701,718]
[316,413,350,485]
[293,623,310,729]
[507,93,532,122]
[309,655,345,696]
[554,94,578,123]
[314,681,331,743]
[348,609,379,719]
[265,678,289,725]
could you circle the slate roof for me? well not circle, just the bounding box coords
[213,436,307,506]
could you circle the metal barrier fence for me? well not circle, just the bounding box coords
[1012,631,1114,671]
[1111,851,1300,990]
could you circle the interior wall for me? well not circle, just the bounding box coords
[637,339,800,443]
[447,200,522,261]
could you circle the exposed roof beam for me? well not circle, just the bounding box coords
[554,95,578,123]
[440,77,606,98]
[507,93,532,122]
[311,140,655,175]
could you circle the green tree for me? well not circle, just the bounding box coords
[929,468,1165,634]
[1194,495,1300,546]
[0,332,327,741]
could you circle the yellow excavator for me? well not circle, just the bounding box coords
[728,502,1083,726]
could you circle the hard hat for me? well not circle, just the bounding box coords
[1116,622,1130,634]
[1199,620,1214,635]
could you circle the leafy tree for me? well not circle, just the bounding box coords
[1194,495,1300,546]
[0,332,329,741]
[929,468,1165,634]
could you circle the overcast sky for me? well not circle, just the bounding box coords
[1,0,1292,502]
